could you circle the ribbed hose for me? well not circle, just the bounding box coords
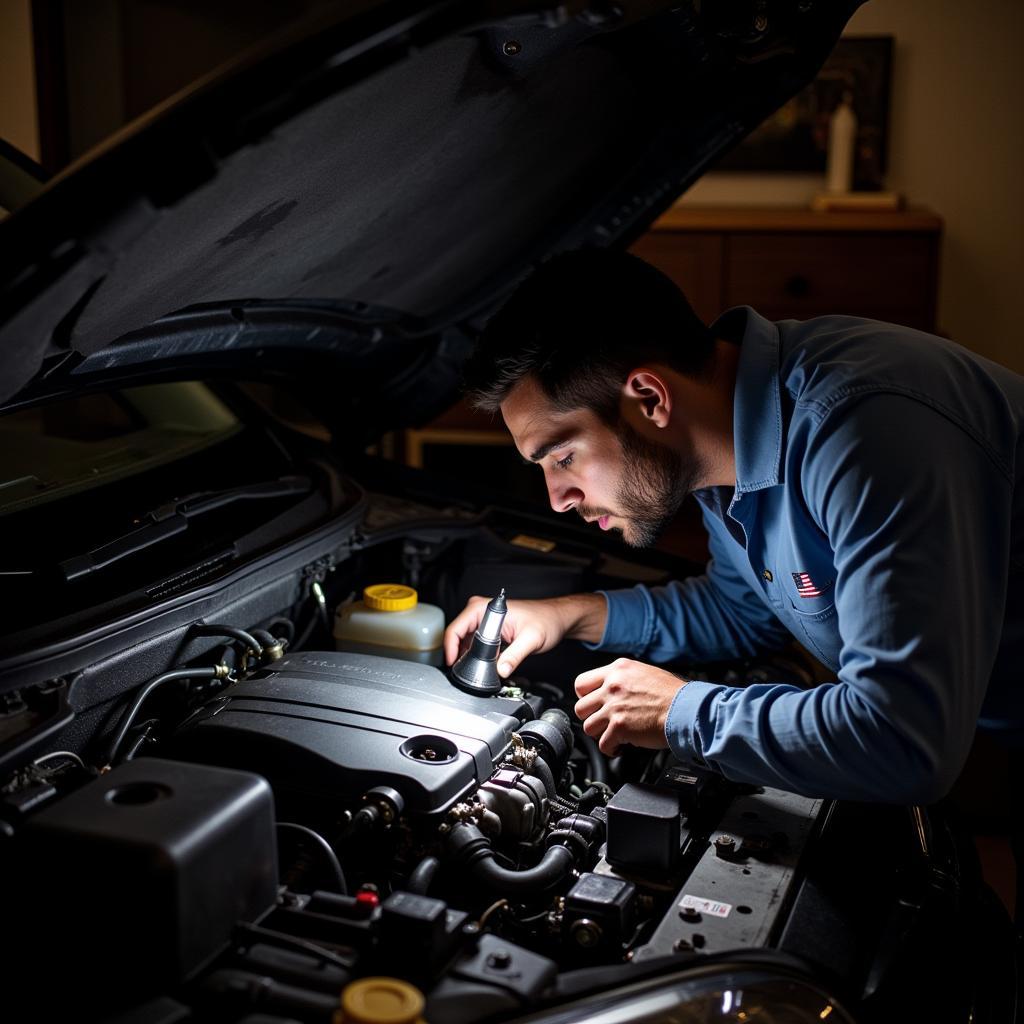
[446,823,575,894]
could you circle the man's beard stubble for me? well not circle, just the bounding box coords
[573,420,700,548]
[612,420,699,548]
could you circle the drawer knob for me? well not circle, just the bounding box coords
[784,274,811,297]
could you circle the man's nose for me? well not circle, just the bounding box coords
[545,474,584,514]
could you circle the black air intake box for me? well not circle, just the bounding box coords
[8,758,276,1010]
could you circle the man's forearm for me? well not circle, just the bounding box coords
[553,592,608,646]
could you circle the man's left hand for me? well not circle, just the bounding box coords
[574,658,686,756]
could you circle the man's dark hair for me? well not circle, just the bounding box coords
[463,248,714,421]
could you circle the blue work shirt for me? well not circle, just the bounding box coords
[592,307,1024,802]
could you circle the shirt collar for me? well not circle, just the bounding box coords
[710,305,783,494]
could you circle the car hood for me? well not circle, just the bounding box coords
[0,0,859,446]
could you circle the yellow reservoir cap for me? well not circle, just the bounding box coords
[337,977,426,1024]
[363,584,418,612]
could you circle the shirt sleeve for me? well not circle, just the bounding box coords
[665,393,1013,803]
[589,509,790,662]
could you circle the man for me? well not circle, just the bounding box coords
[444,248,1024,807]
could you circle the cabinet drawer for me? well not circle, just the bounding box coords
[628,233,723,326]
[725,233,936,331]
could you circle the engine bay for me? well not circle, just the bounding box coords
[0,404,1014,1024]
[3,579,833,1023]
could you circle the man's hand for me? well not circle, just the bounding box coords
[574,658,686,756]
[444,593,607,679]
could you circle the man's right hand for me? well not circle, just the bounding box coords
[444,593,607,679]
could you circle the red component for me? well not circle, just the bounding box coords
[355,889,380,909]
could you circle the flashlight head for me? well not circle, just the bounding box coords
[451,588,507,697]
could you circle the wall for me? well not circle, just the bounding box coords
[0,0,39,160]
[682,0,1024,371]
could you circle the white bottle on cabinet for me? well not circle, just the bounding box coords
[825,89,858,194]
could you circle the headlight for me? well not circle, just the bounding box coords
[511,966,855,1024]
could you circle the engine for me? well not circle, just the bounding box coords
[171,650,550,822]
[171,644,606,902]
[3,624,831,1024]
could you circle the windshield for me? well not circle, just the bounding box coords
[0,382,241,516]
[0,380,327,645]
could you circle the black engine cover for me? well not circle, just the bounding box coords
[172,651,532,816]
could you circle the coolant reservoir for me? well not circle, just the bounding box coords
[334,584,445,666]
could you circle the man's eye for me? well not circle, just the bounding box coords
[554,453,574,470]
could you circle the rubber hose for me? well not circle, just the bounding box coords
[251,628,280,649]
[579,730,609,785]
[447,823,574,894]
[530,754,557,801]
[264,616,296,642]
[406,855,440,896]
[191,623,263,657]
[577,785,605,816]
[276,822,347,895]
[540,708,574,760]
[106,666,222,766]
[466,845,574,895]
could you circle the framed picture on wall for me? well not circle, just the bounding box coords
[714,35,894,191]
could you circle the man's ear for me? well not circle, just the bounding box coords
[622,369,671,428]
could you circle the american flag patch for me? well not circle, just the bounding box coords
[792,571,829,598]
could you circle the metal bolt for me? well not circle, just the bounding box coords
[679,906,702,923]
[673,937,693,953]
[502,40,522,56]
[487,949,513,969]
[714,834,737,857]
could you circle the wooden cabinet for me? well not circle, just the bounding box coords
[629,205,943,333]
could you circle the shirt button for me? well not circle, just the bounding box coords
[762,569,773,583]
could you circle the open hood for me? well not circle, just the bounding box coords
[0,0,860,445]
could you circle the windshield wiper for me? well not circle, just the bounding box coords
[58,475,312,582]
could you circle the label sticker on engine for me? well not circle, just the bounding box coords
[510,533,556,553]
[679,894,732,918]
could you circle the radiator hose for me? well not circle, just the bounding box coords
[445,822,575,894]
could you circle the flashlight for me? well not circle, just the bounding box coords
[450,588,507,697]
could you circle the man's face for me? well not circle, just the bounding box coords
[500,376,696,547]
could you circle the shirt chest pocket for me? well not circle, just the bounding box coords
[780,548,840,667]
[778,536,836,615]
[785,573,836,619]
